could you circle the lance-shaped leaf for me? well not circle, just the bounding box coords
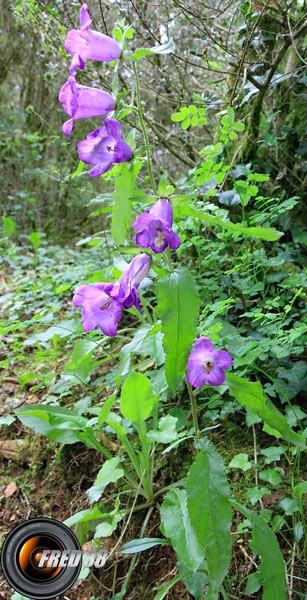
[111,162,141,245]
[226,374,306,449]
[131,38,175,60]
[160,488,204,571]
[157,267,200,393]
[175,204,283,242]
[231,500,286,600]
[187,438,232,600]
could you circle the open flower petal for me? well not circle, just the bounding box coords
[187,337,232,388]
[133,198,181,254]
[72,283,122,337]
[77,118,132,177]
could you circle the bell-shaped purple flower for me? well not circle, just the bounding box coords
[59,75,115,136]
[65,3,121,74]
[110,254,151,310]
[72,283,122,337]
[187,337,232,388]
[78,118,132,177]
[133,199,181,254]
[72,256,151,336]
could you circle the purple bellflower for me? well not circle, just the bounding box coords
[59,75,115,136]
[78,118,132,177]
[65,3,121,74]
[133,199,181,254]
[110,254,151,310]
[72,255,151,336]
[187,337,232,388]
[72,283,122,337]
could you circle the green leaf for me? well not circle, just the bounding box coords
[71,160,85,179]
[120,538,171,554]
[147,415,178,444]
[98,393,117,424]
[71,339,96,361]
[171,110,188,122]
[181,117,190,130]
[215,172,224,184]
[229,130,238,140]
[175,205,283,242]
[232,121,245,132]
[245,571,264,595]
[132,38,175,60]
[158,171,169,197]
[153,572,193,600]
[261,446,286,464]
[259,468,281,485]
[157,267,200,393]
[120,372,154,422]
[87,457,124,503]
[29,231,40,250]
[187,438,231,599]
[226,374,306,448]
[2,216,15,237]
[160,488,203,571]
[229,453,252,471]
[111,169,134,245]
[231,500,286,600]
[246,487,270,506]
[227,107,235,124]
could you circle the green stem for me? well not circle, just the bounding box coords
[138,419,154,501]
[187,380,200,439]
[132,62,157,195]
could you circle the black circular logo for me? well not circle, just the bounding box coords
[0,517,82,599]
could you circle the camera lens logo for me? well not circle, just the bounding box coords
[0,517,82,599]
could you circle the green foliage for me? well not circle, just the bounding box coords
[157,267,200,393]
[187,438,232,599]
[160,488,204,571]
[231,500,287,600]
[226,374,306,448]
[120,372,154,422]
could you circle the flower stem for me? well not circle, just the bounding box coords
[132,62,157,195]
[187,380,200,439]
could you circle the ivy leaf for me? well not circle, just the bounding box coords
[187,438,232,599]
[157,267,200,393]
[86,456,124,503]
[229,453,252,471]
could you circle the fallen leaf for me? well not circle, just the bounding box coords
[0,439,24,462]
[4,481,18,498]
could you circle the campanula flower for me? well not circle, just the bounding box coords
[133,199,181,254]
[187,337,232,388]
[78,118,132,177]
[110,254,151,310]
[72,283,122,337]
[65,3,121,74]
[73,255,151,336]
[59,75,115,136]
